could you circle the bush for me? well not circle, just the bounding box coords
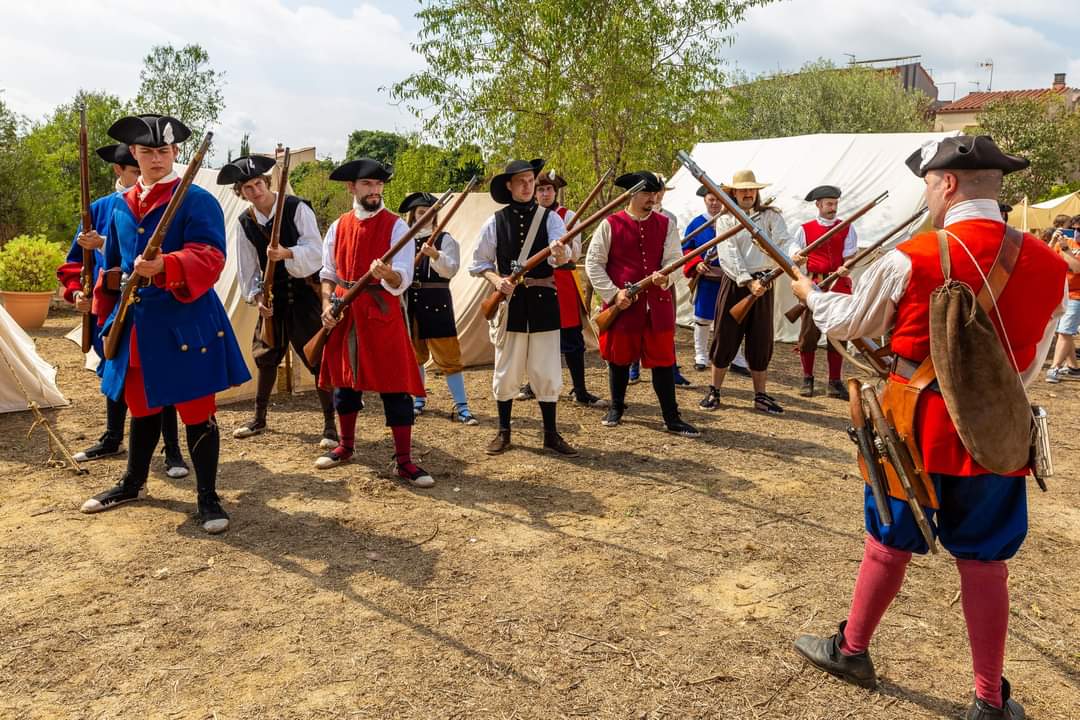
[0,234,67,292]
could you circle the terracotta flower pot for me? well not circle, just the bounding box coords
[1,290,54,329]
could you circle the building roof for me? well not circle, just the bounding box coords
[937,87,1073,113]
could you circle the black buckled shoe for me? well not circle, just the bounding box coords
[793,621,877,689]
[664,417,701,438]
[601,405,625,427]
[699,386,721,411]
[543,431,579,457]
[800,376,814,397]
[827,380,850,401]
[197,493,230,534]
[73,435,125,463]
[80,473,146,514]
[966,678,1024,720]
[569,388,609,408]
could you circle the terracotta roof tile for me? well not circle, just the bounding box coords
[937,87,1073,112]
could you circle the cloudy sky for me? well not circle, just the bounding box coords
[2,0,1076,163]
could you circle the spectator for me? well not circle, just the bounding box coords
[1047,221,1080,382]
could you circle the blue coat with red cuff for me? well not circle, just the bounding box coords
[98,181,250,409]
[57,192,126,374]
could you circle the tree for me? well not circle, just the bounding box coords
[135,44,226,161]
[239,133,251,158]
[391,0,774,206]
[289,159,352,232]
[346,130,409,165]
[382,142,485,211]
[715,59,934,140]
[970,95,1080,203]
[0,95,29,243]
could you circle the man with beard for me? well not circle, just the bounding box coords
[700,170,789,415]
[79,114,250,534]
[217,156,338,448]
[397,191,477,426]
[469,159,579,456]
[57,142,189,477]
[787,184,857,400]
[585,171,699,436]
[315,158,434,488]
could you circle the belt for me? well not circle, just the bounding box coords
[522,277,556,289]
[556,262,577,270]
[893,355,920,381]
[334,278,388,311]
[411,281,450,289]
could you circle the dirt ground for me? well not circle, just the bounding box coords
[2,306,1078,720]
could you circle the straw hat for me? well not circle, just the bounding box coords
[723,169,769,190]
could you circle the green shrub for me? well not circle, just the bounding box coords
[0,234,66,292]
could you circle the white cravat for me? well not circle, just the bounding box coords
[944,199,1002,226]
[137,171,178,202]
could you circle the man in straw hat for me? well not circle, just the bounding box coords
[79,114,251,534]
[790,135,1067,719]
[469,158,579,457]
[314,158,435,488]
[699,169,789,415]
[218,155,337,448]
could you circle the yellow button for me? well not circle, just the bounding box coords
[137,228,145,234]
[200,347,207,353]
[180,344,189,351]
[217,330,224,337]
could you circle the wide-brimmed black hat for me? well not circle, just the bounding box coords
[906,135,1029,178]
[614,171,662,193]
[535,168,567,189]
[490,158,545,204]
[329,157,393,182]
[805,185,841,202]
[216,155,277,185]
[398,192,439,214]
[95,143,139,168]
[108,114,191,148]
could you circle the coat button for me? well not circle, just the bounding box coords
[181,344,189,351]
[137,228,145,234]
[201,347,207,353]
[216,330,224,337]
[133,296,140,303]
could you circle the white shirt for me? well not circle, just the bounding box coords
[714,207,790,285]
[468,206,574,277]
[320,203,413,297]
[787,216,858,259]
[236,193,324,304]
[805,198,1065,386]
[414,226,460,279]
[586,210,682,303]
[136,171,178,201]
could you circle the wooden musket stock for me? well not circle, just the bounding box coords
[260,147,292,348]
[413,175,480,267]
[77,106,94,354]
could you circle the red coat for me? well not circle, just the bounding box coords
[891,219,1065,475]
[802,219,851,294]
[600,211,675,336]
[552,205,583,329]
[319,209,425,396]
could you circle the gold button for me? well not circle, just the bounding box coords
[216,330,224,337]
[137,228,145,234]
[181,344,189,351]
[201,347,207,353]
[133,296,140,303]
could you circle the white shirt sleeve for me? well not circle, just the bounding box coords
[585,220,617,303]
[235,219,263,304]
[662,215,681,268]
[805,249,912,340]
[428,232,460,279]
[383,217,413,296]
[843,225,858,258]
[1021,282,1067,387]
[319,220,339,284]
[469,216,498,277]
[546,209,573,266]
[787,224,807,257]
[283,201,324,279]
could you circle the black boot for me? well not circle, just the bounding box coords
[234,365,276,439]
[160,406,189,478]
[966,678,1025,720]
[566,350,606,407]
[653,366,700,437]
[793,621,877,689]
[604,364,630,427]
[800,376,815,397]
[317,388,338,450]
[826,379,850,400]
[80,413,161,513]
[74,396,129,462]
[187,419,229,534]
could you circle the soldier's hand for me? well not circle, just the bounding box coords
[74,291,92,313]
[133,252,165,278]
[835,265,851,278]
[77,230,105,250]
[792,252,806,266]
[257,301,274,319]
[790,266,815,303]
[696,262,709,275]
[321,305,340,330]
[266,245,293,262]
[550,242,571,265]
[651,271,669,289]
[420,244,439,260]
[497,276,516,297]
[748,278,768,297]
[615,289,633,309]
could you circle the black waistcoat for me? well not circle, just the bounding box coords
[493,202,560,333]
[408,232,457,339]
[238,195,316,307]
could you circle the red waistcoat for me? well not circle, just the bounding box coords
[802,219,848,275]
[602,210,674,334]
[890,219,1065,475]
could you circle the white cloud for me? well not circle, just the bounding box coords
[0,0,423,162]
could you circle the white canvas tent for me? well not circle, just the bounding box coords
[1,302,67,413]
[1008,191,1080,232]
[664,131,960,342]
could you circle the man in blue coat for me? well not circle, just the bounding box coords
[57,142,188,476]
[79,114,250,534]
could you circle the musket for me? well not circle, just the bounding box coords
[685,197,775,297]
[259,147,292,348]
[565,168,613,232]
[860,383,938,553]
[479,179,646,321]
[847,378,892,526]
[832,336,893,380]
[101,132,214,361]
[784,206,928,324]
[595,208,766,334]
[676,151,814,308]
[729,191,889,323]
[413,175,480,267]
[303,188,455,367]
[77,106,94,354]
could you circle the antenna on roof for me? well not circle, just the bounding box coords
[843,53,856,65]
[978,58,994,91]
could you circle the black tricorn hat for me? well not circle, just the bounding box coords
[107,114,191,148]
[695,184,715,198]
[905,135,1029,178]
[615,171,662,193]
[805,185,842,202]
[398,191,439,214]
[216,155,277,185]
[329,157,393,182]
[490,158,544,204]
[95,143,139,168]
[535,168,567,189]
